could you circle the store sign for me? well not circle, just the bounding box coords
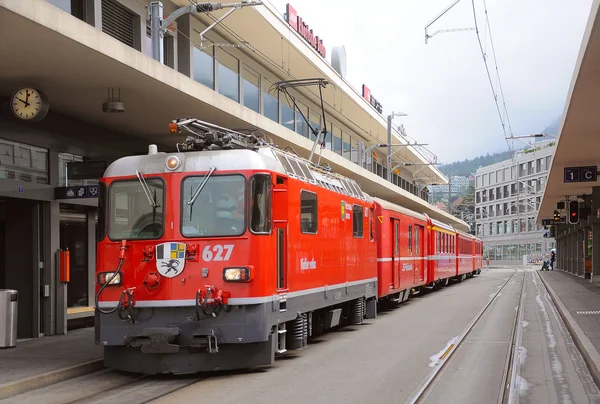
[362,85,383,114]
[286,4,327,58]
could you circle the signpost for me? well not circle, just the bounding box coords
[55,185,100,200]
[564,166,598,183]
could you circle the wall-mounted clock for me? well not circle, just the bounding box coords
[10,87,50,122]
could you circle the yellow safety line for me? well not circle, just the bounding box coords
[439,343,455,360]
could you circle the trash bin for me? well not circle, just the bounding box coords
[0,289,18,348]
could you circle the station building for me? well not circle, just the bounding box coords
[537,0,600,280]
[0,0,467,339]
[475,140,556,264]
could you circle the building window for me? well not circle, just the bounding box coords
[309,111,321,141]
[46,0,86,21]
[0,139,49,185]
[353,205,364,238]
[217,49,239,102]
[193,43,214,89]
[242,66,260,112]
[101,0,136,49]
[332,125,342,155]
[262,78,279,122]
[295,101,309,138]
[300,191,317,234]
[281,98,295,132]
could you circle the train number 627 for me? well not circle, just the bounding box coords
[202,244,234,262]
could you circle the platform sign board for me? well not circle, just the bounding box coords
[541,219,555,226]
[55,185,99,199]
[564,166,597,183]
[66,161,107,180]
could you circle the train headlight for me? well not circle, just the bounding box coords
[97,272,122,286]
[165,155,181,171]
[223,267,251,282]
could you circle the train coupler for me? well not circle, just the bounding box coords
[195,285,232,320]
[119,287,137,324]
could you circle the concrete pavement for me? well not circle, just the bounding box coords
[153,268,516,404]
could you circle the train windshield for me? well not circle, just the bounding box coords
[181,174,246,237]
[108,178,165,240]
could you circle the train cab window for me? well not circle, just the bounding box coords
[300,190,317,234]
[108,177,164,240]
[353,205,364,238]
[181,174,246,237]
[408,225,413,255]
[249,174,272,234]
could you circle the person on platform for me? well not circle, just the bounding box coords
[550,250,556,270]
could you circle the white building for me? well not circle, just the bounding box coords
[475,140,556,263]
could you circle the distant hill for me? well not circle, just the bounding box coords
[536,116,561,141]
[439,150,514,177]
[441,117,560,175]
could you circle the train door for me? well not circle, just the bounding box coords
[404,224,415,289]
[392,218,401,290]
[415,225,425,284]
[273,176,288,292]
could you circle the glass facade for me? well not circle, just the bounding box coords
[243,67,260,113]
[193,43,214,89]
[0,139,48,184]
[217,49,239,102]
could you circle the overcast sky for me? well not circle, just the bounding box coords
[265,0,593,163]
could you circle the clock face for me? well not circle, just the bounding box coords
[11,88,48,121]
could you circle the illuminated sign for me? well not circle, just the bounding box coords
[362,85,383,114]
[286,4,327,58]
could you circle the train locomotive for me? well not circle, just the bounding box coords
[94,117,483,375]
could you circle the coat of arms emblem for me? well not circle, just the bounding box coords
[156,242,186,278]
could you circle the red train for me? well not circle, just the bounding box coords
[94,118,483,374]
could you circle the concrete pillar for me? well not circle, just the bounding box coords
[176,15,192,78]
[577,229,585,276]
[87,210,96,308]
[568,231,575,274]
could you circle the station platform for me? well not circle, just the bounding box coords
[539,269,600,386]
[0,327,103,400]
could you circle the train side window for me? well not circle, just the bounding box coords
[300,190,317,234]
[353,205,364,238]
[249,174,272,234]
[415,226,420,255]
[408,225,413,255]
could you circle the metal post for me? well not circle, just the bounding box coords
[448,176,452,215]
[387,114,392,182]
[357,141,365,168]
[150,1,164,63]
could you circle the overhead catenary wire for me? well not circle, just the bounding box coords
[470,0,515,158]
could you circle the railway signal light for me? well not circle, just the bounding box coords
[553,210,561,222]
[569,200,579,224]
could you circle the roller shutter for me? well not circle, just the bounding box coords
[101,0,136,49]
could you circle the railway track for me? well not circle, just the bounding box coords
[0,369,206,404]
[404,268,526,404]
